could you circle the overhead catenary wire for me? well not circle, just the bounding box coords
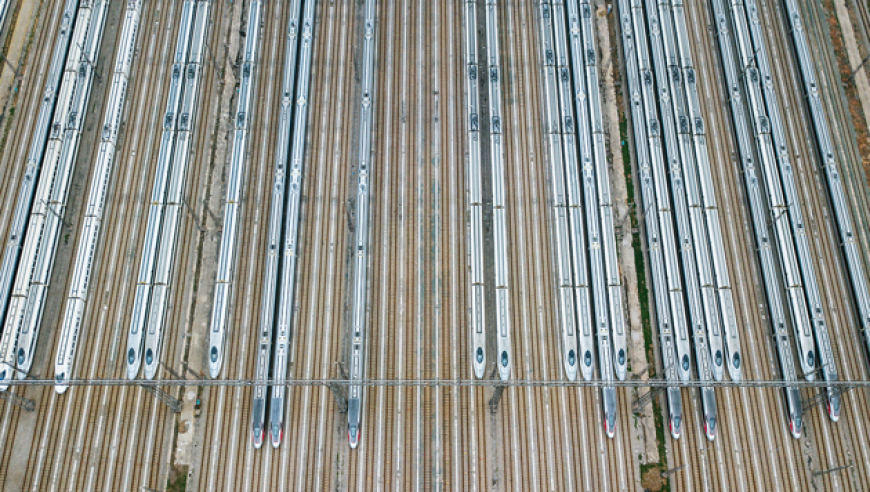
[1,377,868,389]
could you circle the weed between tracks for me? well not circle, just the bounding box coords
[822,0,870,177]
[166,465,188,492]
[617,61,669,489]
[0,0,43,160]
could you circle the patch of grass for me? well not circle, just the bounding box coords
[166,465,188,492]
[640,462,668,492]
[620,92,667,492]
[619,116,654,376]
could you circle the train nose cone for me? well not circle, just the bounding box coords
[270,424,282,448]
[252,426,264,449]
[55,373,68,394]
[474,348,485,379]
[348,425,360,449]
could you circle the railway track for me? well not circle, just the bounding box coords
[192,1,284,491]
[674,1,782,491]
[0,0,65,250]
[763,0,870,489]
[2,1,870,491]
[0,0,66,483]
[0,1,179,490]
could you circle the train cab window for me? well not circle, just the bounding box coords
[145,348,153,365]
[210,346,219,362]
[568,350,576,367]
[617,349,625,366]
[682,355,689,371]
[56,373,65,384]
[807,351,814,367]
[128,348,135,365]
[673,416,681,430]
[584,351,592,367]
[708,417,716,433]
[476,347,483,364]
[715,350,723,367]
[17,348,25,365]
[793,415,801,430]
[501,351,509,367]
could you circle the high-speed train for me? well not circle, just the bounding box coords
[709,0,808,438]
[55,0,143,394]
[126,0,197,380]
[602,386,617,439]
[666,388,682,439]
[250,0,307,450]
[464,0,487,381]
[0,0,78,346]
[347,0,377,449]
[780,0,855,424]
[701,387,717,441]
[786,386,802,439]
[484,0,512,383]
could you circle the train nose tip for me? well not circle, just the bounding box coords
[270,425,283,448]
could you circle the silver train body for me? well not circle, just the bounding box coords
[0,1,9,38]
[538,2,577,381]
[710,0,803,437]
[781,0,854,422]
[128,0,210,381]
[0,0,108,390]
[209,0,262,381]
[671,0,742,381]
[126,0,197,380]
[728,0,817,382]
[542,0,591,382]
[464,0,486,380]
[630,0,691,383]
[566,0,620,434]
[252,0,304,450]
[348,0,377,449]
[619,0,686,440]
[645,0,719,438]
[566,0,611,386]
[656,0,726,383]
[620,0,690,440]
[268,0,314,449]
[0,0,79,387]
[55,0,142,393]
[578,0,627,381]
[646,0,710,386]
[142,0,210,380]
[484,0,512,382]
